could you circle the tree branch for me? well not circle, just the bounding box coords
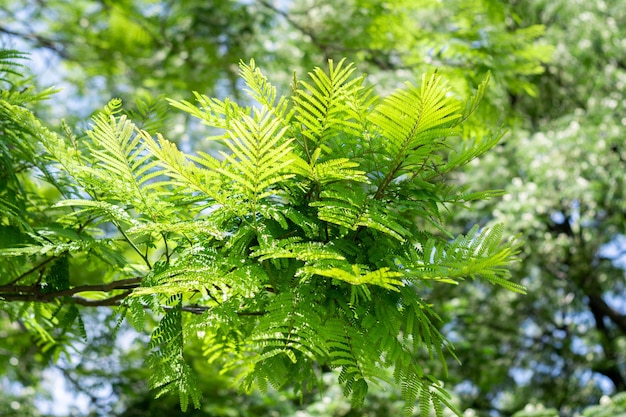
[0,279,268,316]
[0,25,70,59]
[588,293,626,391]
[0,278,142,306]
[167,304,266,316]
[588,293,626,335]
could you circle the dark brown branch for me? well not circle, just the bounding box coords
[588,293,626,335]
[0,279,268,316]
[0,278,142,305]
[72,291,133,307]
[588,294,626,391]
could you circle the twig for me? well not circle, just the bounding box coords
[0,25,70,59]
[5,256,58,286]
[0,277,142,305]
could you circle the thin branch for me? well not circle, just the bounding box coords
[588,293,626,335]
[72,291,133,307]
[256,0,319,45]
[0,279,268,316]
[56,365,100,406]
[255,0,415,71]
[161,303,266,316]
[0,25,70,59]
[116,222,152,269]
[5,255,58,286]
[162,231,171,263]
[0,277,142,304]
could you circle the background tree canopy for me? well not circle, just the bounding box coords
[0,1,624,416]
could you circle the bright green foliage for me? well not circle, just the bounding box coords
[0,54,522,415]
[0,49,27,83]
[1,1,622,415]
[147,301,202,411]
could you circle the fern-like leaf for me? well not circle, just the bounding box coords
[293,58,364,152]
[302,264,404,291]
[408,224,526,293]
[0,49,28,84]
[147,301,202,411]
[369,73,463,198]
[239,59,292,122]
[217,107,294,203]
[85,99,169,217]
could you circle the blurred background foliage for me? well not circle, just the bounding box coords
[0,0,624,416]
